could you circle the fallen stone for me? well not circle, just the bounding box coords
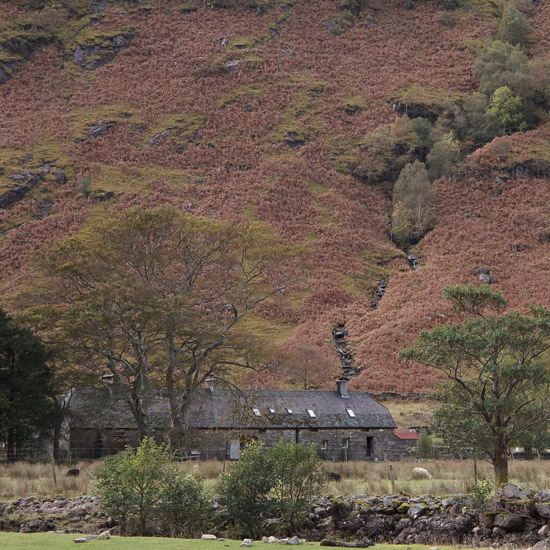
[288,536,300,545]
[202,534,218,540]
[241,539,253,547]
[539,525,550,537]
[98,530,110,539]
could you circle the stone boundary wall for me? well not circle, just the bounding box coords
[3,484,550,548]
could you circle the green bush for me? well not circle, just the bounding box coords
[426,133,461,181]
[474,39,530,100]
[460,92,502,146]
[499,2,532,48]
[486,85,526,134]
[96,438,211,537]
[269,439,325,531]
[218,440,276,538]
[218,439,324,537]
[416,432,433,459]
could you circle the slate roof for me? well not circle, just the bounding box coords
[68,385,397,431]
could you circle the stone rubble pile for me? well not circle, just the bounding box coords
[0,495,112,534]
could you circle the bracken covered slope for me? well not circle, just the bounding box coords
[0,0,548,393]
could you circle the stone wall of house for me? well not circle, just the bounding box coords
[187,428,412,462]
[70,427,414,462]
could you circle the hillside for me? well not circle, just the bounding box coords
[0,0,549,394]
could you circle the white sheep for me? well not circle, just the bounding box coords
[412,467,432,480]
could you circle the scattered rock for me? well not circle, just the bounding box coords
[241,539,253,547]
[202,534,218,540]
[475,267,493,284]
[98,530,110,539]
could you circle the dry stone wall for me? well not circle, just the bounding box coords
[4,483,550,547]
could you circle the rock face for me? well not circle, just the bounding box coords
[0,164,67,210]
[72,28,135,71]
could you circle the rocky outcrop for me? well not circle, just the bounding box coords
[0,34,51,85]
[72,27,135,71]
[0,164,67,210]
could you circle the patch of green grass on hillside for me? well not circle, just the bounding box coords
[389,83,465,119]
[0,142,74,196]
[237,313,296,348]
[68,103,144,142]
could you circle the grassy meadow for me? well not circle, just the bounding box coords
[2,457,550,500]
[0,533,488,550]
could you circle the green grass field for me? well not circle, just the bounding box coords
[0,533,486,550]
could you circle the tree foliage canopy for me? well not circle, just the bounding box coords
[0,308,54,461]
[400,284,550,485]
[20,206,297,450]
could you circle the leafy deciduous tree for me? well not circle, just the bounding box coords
[20,206,296,451]
[392,160,434,249]
[400,284,550,485]
[487,86,526,134]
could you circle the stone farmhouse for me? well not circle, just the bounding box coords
[65,379,417,461]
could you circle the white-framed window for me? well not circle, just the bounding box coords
[307,409,316,418]
[342,437,350,449]
[321,440,329,450]
[346,408,356,418]
[252,408,261,417]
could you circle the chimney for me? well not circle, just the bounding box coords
[205,377,219,394]
[336,379,349,398]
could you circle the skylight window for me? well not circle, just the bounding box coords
[252,408,261,417]
[307,409,316,418]
[286,408,293,414]
[346,408,356,418]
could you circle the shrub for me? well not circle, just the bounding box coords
[410,117,434,158]
[437,11,457,27]
[157,473,212,538]
[269,439,325,531]
[474,39,531,100]
[417,433,433,459]
[96,438,211,537]
[218,439,324,536]
[460,92,502,146]
[218,440,276,538]
[529,56,550,109]
[77,175,91,197]
[426,133,461,181]
[486,85,526,134]
[499,2,532,48]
